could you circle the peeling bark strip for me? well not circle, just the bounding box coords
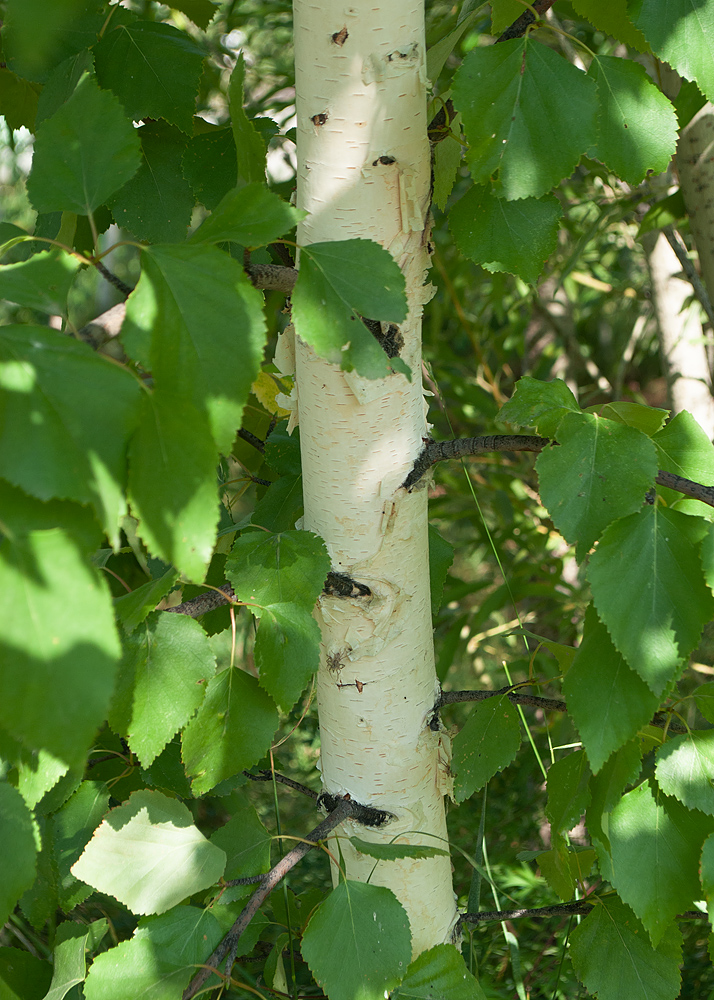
[293,0,459,953]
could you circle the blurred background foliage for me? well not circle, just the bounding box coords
[1,1,713,997]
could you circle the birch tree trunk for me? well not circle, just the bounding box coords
[289,0,459,955]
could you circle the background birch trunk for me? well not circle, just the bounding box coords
[290,0,459,954]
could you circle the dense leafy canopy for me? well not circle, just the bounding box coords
[2,1,714,999]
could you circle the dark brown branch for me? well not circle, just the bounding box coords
[93,259,134,297]
[164,583,234,618]
[246,262,297,293]
[463,903,705,924]
[463,900,593,924]
[402,435,549,490]
[662,226,714,327]
[440,686,565,713]
[656,469,714,508]
[243,768,319,800]
[237,427,266,453]
[182,798,355,1000]
[441,686,686,733]
[496,0,556,42]
[403,434,714,511]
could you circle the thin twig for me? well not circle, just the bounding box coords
[243,769,319,800]
[463,903,705,924]
[182,798,355,1000]
[496,0,556,42]
[237,427,266,453]
[662,226,714,327]
[463,900,593,923]
[442,686,686,733]
[93,259,134,297]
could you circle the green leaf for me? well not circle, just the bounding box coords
[253,474,304,532]
[0,251,80,316]
[127,390,219,583]
[452,695,521,802]
[450,185,561,284]
[432,131,463,212]
[536,836,575,901]
[590,400,669,436]
[453,37,597,199]
[113,569,180,633]
[83,907,222,1000]
[638,190,688,237]
[701,831,714,923]
[71,790,226,915]
[140,739,193,799]
[182,667,279,795]
[124,243,267,455]
[45,918,108,1000]
[169,0,216,29]
[655,729,714,815]
[608,780,713,944]
[291,240,408,378]
[392,944,487,1000]
[564,609,660,772]
[0,948,52,1000]
[653,410,714,513]
[0,784,38,927]
[588,56,678,185]
[546,750,591,834]
[94,20,205,134]
[3,0,104,84]
[182,126,237,210]
[570,0,649,51]
[695,681,714,723]
[0,67,39,130]
[52,780,110,911]
[0,326,140,544]
[570,896,682,1000]
[348,837,449,861]
[0,511,120,765]
[498,376,579,437]
[229,56,267,184]
[210,797,271,880]
[226,530,330,611]
[490,0,524,35]
[255,603,321,712]
[35,50,95,128]
[631,0,714,104]
[301,881,411,1000]
[537,413,657,560]
[15,748,70,810]
[108,121,194,244]
[109,612,216,768]
[188,183,302,247]
[587,506,714,695]
[587,739,643,842]
[429,524,454,616]
[27,73,141,216]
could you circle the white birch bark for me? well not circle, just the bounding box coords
[645,231,714,438]
[289,0,459,955]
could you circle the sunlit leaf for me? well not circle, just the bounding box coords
[72,790,226,915]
